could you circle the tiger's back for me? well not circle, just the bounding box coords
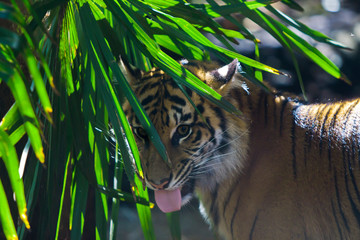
[124,59,360,239]
[200,95,360,239]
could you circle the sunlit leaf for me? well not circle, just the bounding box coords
[0,129,30,229]
[0,179,18,240]
[0,0,349,239]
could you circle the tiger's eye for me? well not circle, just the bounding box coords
[176,124,191,137]
[134,127,147,139]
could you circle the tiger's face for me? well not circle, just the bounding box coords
[124,60,249,212]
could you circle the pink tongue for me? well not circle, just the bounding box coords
[154,188,182,213]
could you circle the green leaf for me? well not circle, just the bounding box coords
[239,6,347,82]
[166,211,181,240]
[0,104,26,147]
[0,27,21,49]
[109,142,123,240]
[146,19,206,60]
[135,176,156,240]
[281,0,304,11]
[1,0,354,239]
[0,129,30,230]
[6,69,44,164]
[70,168,89,240]
[283,31,347,82]
[24,48,53,121]
[77,2,137,187]
[163,13,284,75]
[55,154,71,240]
[197,25,246,40]
[0,179,18,240]
[84,1,170,169]
[96,185,151,206]
[59,1,77,94]
[266,6,349,49]
[17,147,41,239]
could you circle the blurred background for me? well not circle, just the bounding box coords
[232,0,360,102]
[118,0,360,239]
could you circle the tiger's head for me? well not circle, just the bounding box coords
[123,59,249,212]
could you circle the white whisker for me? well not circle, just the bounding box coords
[191,151,237,174]
[192,133,243,165]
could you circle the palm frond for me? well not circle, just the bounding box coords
[0,0,347,239]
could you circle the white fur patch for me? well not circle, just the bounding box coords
[241,81,250,95]
[217,64,229,78]
[180,59,189,65]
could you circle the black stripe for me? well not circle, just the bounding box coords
[149,109,157,117]
[291,105,299,179]
[302,106,313,168]
[328,103,345,170]
[222,178,240,223]
[264,94,268,126]
[247,90,253,114]
[185,86,193,97]
[209,185,219,226]
[343,146,360,229]
[188,147,201,153]
[257,91,265,122]
[249,213,259,240]
[303,132,308,169]
[168,95,186,106]
[309,104,328,151]
[173,113,179,125]
[141,95,155,106]
[141,72,164,81]
[210,106,227,131]
[279,98,288,136]
[273,96,277,129]
[232,89,243,110]
[191,130,202,144]
[350,119,358,167]
[171,105,182,113]
[319,105,332,155]
[184,148,199,155]
[343,99,360,125]
[339,100,360,167]
[231,190,242,239]
[219,135,230,154]
[172,161,191,186]
[342,100,360,229]
[196,104,204,114]
[352,114,360,167]
[180,113,192,122]
[139,81,161,95]
[181,159,189,165]
[162,107,170,126]
[168,78,179,89]
[331,199,344,239]
[333,166,350,232]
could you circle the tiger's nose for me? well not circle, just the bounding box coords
[148,178,170,190]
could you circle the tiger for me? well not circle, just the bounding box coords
[123,59,360,239]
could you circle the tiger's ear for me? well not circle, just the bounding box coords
[206,59,239,92]
[118,57,144,85]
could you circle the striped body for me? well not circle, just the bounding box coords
[124,60,360,239]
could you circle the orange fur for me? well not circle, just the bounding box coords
[124,60,360,239]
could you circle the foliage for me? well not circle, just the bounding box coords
[0,0,346,239]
